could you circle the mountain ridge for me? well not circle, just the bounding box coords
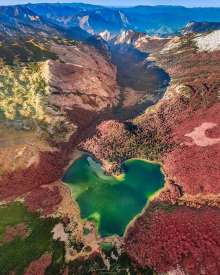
[20,3,220,36]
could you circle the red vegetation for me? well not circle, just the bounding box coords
[158,181,183,203]
[164,144,220,194]
[1,223,29,244]
[24,254,52,275]
[125,206,220,275]
[83,92,220,198]
[82,120,130,166]
[163,102,220,195]
[0,151,66,200]
[0,105,102,217]
[25,186,62,216]
[206,125,220,139]
[171,102,220,144]
[158,43,220,85]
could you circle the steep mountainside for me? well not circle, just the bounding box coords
[109,29,169,53]
[2,4,220,40]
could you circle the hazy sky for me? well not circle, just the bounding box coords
[2,0,220,7]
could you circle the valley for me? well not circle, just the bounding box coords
[0,3,219,275]
[110,43,170,120]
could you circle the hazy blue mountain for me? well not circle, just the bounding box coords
[0,5,91,42]
[120,6,220,34]
[1,3,220,43]
[0,5,61,38]
[27,3,129,34]
[25,3,220,36]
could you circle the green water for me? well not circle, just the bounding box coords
[63,155,165,237]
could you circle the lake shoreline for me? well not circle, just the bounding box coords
[63,154,166,238]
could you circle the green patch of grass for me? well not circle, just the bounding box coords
[46,240,66,275]
[83,227,90,236]
[0,202,65,275]
[179,35,198,51]
[100,242,114,252]
[0,203,30,239]
[52,37,78,46]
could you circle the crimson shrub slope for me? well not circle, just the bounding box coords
[125,206,220,275]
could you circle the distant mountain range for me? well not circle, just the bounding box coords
[0,5,91,41]
[26,4,220,35]
[1,3,220,39]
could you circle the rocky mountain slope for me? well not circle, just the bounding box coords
[108,29,169,53]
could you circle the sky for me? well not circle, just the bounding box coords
[1,0,220,7]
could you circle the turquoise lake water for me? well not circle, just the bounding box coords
[63,155,165,237]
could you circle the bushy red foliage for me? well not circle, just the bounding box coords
[2,223,29,244]
[0,151,66,200]
[24,254,52,275]
[164,144,220,195]
[170,102,220,144]
[206,125,220,139]
[158,45,220,86]
[163,102,220,195]
[158,181,183,203]
[125,206,220,275]
[82,120,131,166]
[25,186,62,216]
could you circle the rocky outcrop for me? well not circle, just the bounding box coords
[182,21,220,34]
[194,30,220,51]
[114,30,146,46]
[112,30,169,53]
